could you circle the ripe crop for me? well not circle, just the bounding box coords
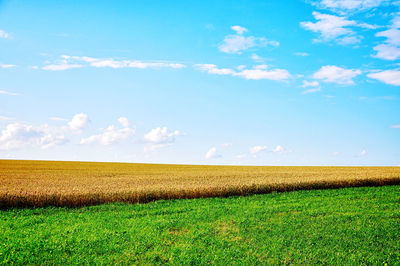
[1,160,399,208]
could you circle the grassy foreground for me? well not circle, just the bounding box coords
[1,160,400,207]
[1,185,399,264]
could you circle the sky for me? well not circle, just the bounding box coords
[0,0,399,166]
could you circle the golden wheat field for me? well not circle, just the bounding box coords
[1,159,399,208]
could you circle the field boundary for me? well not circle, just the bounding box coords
[1,177,399,208]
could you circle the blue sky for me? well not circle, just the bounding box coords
[0,0,399,165]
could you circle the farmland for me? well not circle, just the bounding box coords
[1,186,399,264]
[0,160,399,208]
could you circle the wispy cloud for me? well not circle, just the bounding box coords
[49,117,69,122]
[373,15,400,60]
[301,88,322,94]
[249,145,267,154]
[390,124,400,128]
[301,80,320,88]
[219,26,279,54]
[221,142,233,147]
[313,65,361,85]
[0,29,9,39]
[294,52,309,56]
[0,90,21,96]
[317,0,383,13]
[0,64,16,68]
[195,64,290,81]
[236,68,290,81]
[42,63,83,71]
[0,116,12,121]
[43,55,186,71]
[236,154,247,159]
[300,12,375,45]
[272,145,292,154]
[251,53,265,62]
[301,80,321,94]
[359,149,367,156]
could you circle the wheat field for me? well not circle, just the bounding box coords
[1,159,399,208]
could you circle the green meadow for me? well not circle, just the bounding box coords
[1,185,399,265]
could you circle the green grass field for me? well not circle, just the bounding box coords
[1,185,399,265]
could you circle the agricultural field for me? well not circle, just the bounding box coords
[1,185,399,264]
[0,159,399,208]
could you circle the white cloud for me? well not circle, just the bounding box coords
[301,12,355,41]
[390,124,400,128]
[143,126,181,151]
[0,112,91,150]
[251,53,264,62]
[295,52,310,56]
[249,145,267,154]
[301,88,322,94]
[80,56,186,69]
[236,154,247,159]
[221,142,233,147]
[0,90,21,96]
[301,80,320,88]
[0,30,9,39]
[0,64,16,68]
[80,125,134,146]
[0,123,67,150]
[49,117,68,122]
[231,25,248,35]
[118,117,130,128]
[313,65,361,85]
[68,113,89,131]
[195,64,290,81]
[367,70,400,86]
[336,35,362,45]
[319,0,383,12]
[195,64,236,75]
[219,35,265,54]
[42,63,83,71]
[272,145,291,154]
[373,17,400,60]
[0,116,12,121]
[301,80,321,94]
[205,147,221,159]
[373,44,400,60]
[359,149,367,156]
[300,12,369,45]
[357,23,380,30]
[253,64,268,70]
[44,55,186,70]
[333,151,340,156]
[377,26,400,45]
[218,27,279,54]
[235,68,290,80]
[273,145,284,153]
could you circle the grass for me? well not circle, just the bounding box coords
[1,159,400,207]
[0,185,399,264]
